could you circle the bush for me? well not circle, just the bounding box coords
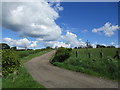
[2,50,20,76]
[51,47,72,62]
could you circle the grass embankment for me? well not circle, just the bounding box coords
[51,48,120,81]
[2,49,51,88]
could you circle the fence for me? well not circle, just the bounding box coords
[75,49,120,59]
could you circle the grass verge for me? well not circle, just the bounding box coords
[51,48,120,81]
[2,66,45,88]
[2,49,52,88]
[21,49,51,63]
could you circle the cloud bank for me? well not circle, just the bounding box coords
[61,31,86,48]
[2,1,62,41]
[2,0,87,49]
[3,38,38,48]
[36,31,87,48]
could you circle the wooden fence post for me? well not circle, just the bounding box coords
[88,52,91,58]
[113,51,120,59]
[76,50,78,58]
[100,50,103,59]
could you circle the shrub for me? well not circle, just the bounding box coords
[51,47,72,62]
[0,43,10,49]
[2,50,20,76]
[67,48,72,51]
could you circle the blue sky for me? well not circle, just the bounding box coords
[56,2,118,45]
[1,2,119,48]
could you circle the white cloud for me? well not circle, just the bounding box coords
[110,42,115,45]
[91,42,98,48]
[53,3,64,11]
[3,38,38,49]
[2,1,63,41]
[61,31,86,48]
[116,44,120,48]
[53,41,70,48]
[44,41,70,48]
[37,37,70,48]
[92,22,119,37]
[79,38,82,41]
[102,43,107,46]
[29,41,38,48]
[37,31,87,48]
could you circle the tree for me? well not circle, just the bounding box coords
[11,46,17,50]
[78,47,82,49]
[0,43,10,49]
[107,46,115,48]
[74,47,78,49]
[100,45,106,48]
[88,45,93,48]
[46,46,51,49]
[110,46,115,48]
[96,44,100,48]
[96,44,106,48]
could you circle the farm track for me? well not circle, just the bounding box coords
[24,50,118,88]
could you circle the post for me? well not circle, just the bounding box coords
[100,49,103,59]
[76,50,78,58]
[88,52,91,58]
[113,51,120,59]
[86,40,90,57]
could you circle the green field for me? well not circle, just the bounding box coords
[52,48,120,81]
[2,49,51,88]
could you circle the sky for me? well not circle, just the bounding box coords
[1,1,119,49]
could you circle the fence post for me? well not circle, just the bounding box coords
[76,50,78,58]
[113,51,120,59]
[100,50,103,59]
[88,52,91,58]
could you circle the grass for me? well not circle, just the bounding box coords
[0,50,1,62]
[20,49,51,63]
[51,48,120,81]
[2,49,52,88]
[2,66,45,88]
[0,77,1,89]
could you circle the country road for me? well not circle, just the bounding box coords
[24,50,118,88]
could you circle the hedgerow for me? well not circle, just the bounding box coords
[2,50,20,76]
